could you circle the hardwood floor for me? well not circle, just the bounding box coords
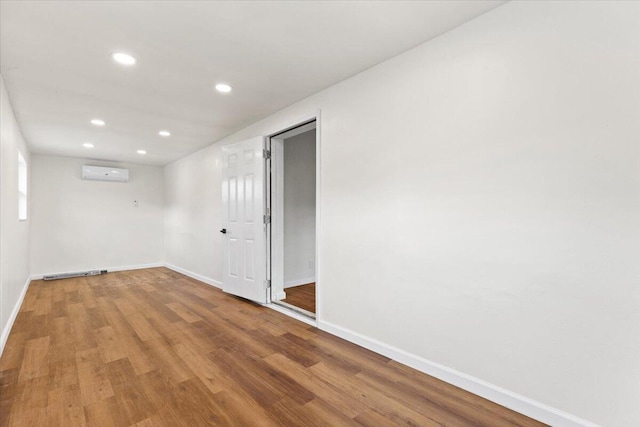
[0,268,545,426]
[282,283,315,314]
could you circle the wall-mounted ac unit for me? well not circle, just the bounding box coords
[82,165,129,182]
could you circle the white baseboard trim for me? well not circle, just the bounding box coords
[284,276,316,289]
[164,263,222,289]
[274,291,286,300]
[0,276,32,357]
[101,262,164,273]
[317,320,598,427]
[30,262,164,280]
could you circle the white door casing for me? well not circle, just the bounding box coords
[221,136,267,303]
[269,120,317,304]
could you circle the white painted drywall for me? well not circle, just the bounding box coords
[0,75,31,350]
[284,130,316,287]
[164,146,223,281]
[30,155,164,275]
[163,2,640,425]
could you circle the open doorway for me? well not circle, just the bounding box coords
[268,120,317,318]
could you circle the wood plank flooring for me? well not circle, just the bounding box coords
[282,283,316,313]
[0,268,545,426]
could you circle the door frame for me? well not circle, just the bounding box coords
[264,111,321,325]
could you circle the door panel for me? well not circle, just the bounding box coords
[221,137,267,303]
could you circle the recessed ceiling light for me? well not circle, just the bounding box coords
[111,170,119,174]
[137,149,147,155]
[215,83,232,93]
[90,119,105,126]
[83,143,94,148]
[111,52,137,66]
[158,130,171,137]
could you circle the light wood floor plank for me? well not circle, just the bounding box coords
[0,267,546,426]
[17,336,49,382]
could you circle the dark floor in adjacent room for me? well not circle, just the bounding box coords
[282,283,316,314]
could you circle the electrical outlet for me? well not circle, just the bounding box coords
[134,200,139,207]
[309,260,314,269]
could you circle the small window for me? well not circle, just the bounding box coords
[18,151,27,220]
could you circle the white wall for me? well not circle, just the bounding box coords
[284,130,316,287]
[0,75,31,352]
[30,154,164,275]
[164,146,223,282]
[164,2,639,425]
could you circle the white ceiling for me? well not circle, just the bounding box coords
[0,1,504,166]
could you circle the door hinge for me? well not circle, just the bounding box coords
[263,214,271,224]
[264,279,271,289]
[263,149,271,159]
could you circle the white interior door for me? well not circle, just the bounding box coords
[221,136,267,303]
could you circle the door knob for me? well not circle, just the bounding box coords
[220,228,227,234]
